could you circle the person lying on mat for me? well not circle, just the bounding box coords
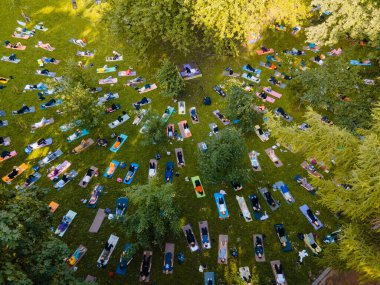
[219,240,227,263]
[112,50,121,60]
[250,196,261,212]
[0,120,5,127]
[168,125,174,137]
[37,138,47,146]
[195,180,203,195]
[183,122,190,133]
[116,203,126,216]
[274,264,286,285]
[185,229,196,247]
[149,161,156,170]
[74,129,82,138]
[255,236,264,259]
[216,111,229,123]
[258,91,267,100]
[1,150,11,159]
[245,64,256,72]
[98,242,114,267]
[13,104,30,114]
[269,76,280,85]
[125,165,136,181]
[281,73,292,80]
[207,278,214,285]
[261,46,268,52]
[25,174,37,186]
[201,227,209,246]
[117,111,127,123]
[190,108,198,122]
[140,254,151,281]
[177,151,184,166]
[264,191,276,208]
[82,168,94,185]
[8,166,19,179]
[218,197,227,215]
[163,251,173,273]
[306,208,320,227]
[277,227,287,247]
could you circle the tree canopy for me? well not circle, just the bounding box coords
[224,85,260,134]
[155,58,185,98]
[266,105,380,281]
[289,57,377,131]
[0,187,86,285]
[198,127,248,183]
[140,110,168,147]
[123,179,182,248]
[307,0,380,47]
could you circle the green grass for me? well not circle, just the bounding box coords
[1,1,369,284]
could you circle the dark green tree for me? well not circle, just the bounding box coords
[198,128,248,183]
[0,186,86,285]
[123,179,181,248]
[155,58,185,98]
[140,110,168,146]
[225,86,260,134]
[289,57,376,131]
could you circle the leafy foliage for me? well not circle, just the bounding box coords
[60,82,104,128]
[102,0,196,56]
[140,110,168,147]
[307,0,380,46]
[123,179,181,248]
[225,85,260,134]
[0,187,86,285]
[198,128,248,183]
[289,57,377,131]
[155,58,185,98]
[267,105,380,281]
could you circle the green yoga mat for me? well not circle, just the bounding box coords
[191,176,206,198]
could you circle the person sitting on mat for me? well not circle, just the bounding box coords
[1,150,11,159]
[8,166,19,179]
[306,208,320,227]
[255,236,264,259]
[185,229,196,247]
[177,151,184,166]
[140,254,151,281]
[264,191,276,208]
[274,263,286,285]
[9,54,17,61]
[13,104,30,114]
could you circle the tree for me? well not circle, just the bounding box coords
[123,179,181,248]
[0,186,86,285]
[102,0,196,56]
[289,57,376,131]
[155,58,185,98]
[265,108,359,180]
[306,0,380,47]
[198,128,248,183]
[140,110,168,146]
[60,82,104,128]
[267,105,380,281]
[224,85,260,134]
[192,0,309,55]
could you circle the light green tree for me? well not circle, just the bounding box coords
[307,0,380,47]
[156,58,185,98]
[60,82,104,128]
[140,110,168,147]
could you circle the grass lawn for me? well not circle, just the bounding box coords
[2,0,371,284]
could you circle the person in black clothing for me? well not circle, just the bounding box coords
[186,229,196,246]
[306,208,320,227]
[250,196,261,211]
[8,167,19,179]
[1,150,11,159]
[0,137,4,145]
[140,254,151,281]
[37,138,46,145]
[264,191,276,207]
[177,151,184,166]
[13,105,30,114]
